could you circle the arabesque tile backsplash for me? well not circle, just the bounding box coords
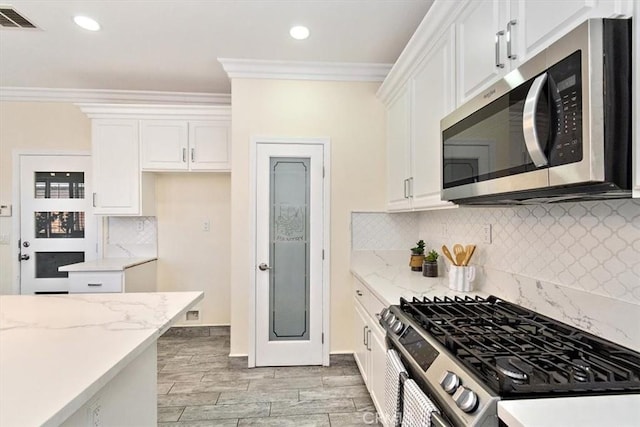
[352,199,640,304]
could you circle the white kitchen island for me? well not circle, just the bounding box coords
[0,291,203,427]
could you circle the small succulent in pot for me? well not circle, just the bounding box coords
[409,240,426,271]
[425,250,438,262]
[411,240,426,256]
[423,249,439,277]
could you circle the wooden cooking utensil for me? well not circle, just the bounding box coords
[462,244,476,266]
[441,245,457,266]
[453,244,466,266]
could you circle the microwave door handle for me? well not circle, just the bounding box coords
[522,72,549,167]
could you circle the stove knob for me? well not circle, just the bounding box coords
[390,319,404,334]
[386,313,397,325]
[439,371,460,394]
[379,307,389,320]
[453,386,479,413]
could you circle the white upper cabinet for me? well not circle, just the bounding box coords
[455,0,632,105]
[141,119,231,172]
[386,86,412,211]
[91,119,155,216]
[188,121,231,171]
[512,0,632,66]
[455,0,510,105]
[141,121,189,170]
[411,27,456,210]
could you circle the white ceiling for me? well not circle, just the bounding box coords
[0,1,433,94]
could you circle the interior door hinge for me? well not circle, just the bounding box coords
[322,167,325,178]
[322,249,325,260]
[322,332,324,344]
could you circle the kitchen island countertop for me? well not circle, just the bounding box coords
[0,291,203,427]
[58,256,157,272]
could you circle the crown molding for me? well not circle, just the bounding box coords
[77,103,231,120]
[376,0,464,104]
[0,87,230,105]
[218,58,392,82]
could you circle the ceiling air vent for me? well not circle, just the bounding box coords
[0,6,37,28]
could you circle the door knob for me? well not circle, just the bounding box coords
[258,263,271,271]
[19,254,30,261]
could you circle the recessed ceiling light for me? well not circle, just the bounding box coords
[290,25,309,40]
[73,15,100,31]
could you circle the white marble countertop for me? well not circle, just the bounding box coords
[59,257,157,272]
[498,395,640,427]
[350,250,487,305]
[0,291,203,427]
[350,250,640,427]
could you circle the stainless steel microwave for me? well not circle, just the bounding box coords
[441,18,632,204]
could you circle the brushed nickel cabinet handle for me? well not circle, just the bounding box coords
[495,30,505,68]
[88,283,103,287]
[191,148,195,162]
[182,148,187,162]
[507,20,517,59]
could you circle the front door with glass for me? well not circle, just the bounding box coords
[255,143,324,366]
[19,154,97,294]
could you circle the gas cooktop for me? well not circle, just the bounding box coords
[398,295,640,398]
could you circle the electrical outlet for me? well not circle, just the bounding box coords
[88,398,102,427]
[0,234,10,245]
[483,224,492,244]
[441,223,448,236]
[186,310,199,321]
[203,220,210,232]
[136,219,144,232]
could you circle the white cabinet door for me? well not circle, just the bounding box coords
[141,120,188,171]
[387,86,412,211]
[189,121,231,171]
[511,0,630,66]
[369,323,387,422]
[92,120,142,215]
[411,26,456,210]
[353,301,369,384]
[456,0,510,105]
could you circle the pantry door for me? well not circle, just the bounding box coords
[19,154,97,294]
[254,141,326,366]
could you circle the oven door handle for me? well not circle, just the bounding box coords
[522,72,549,168]
[431,411,452,427]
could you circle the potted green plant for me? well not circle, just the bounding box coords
[423,249,439,277]
[409,240,426,271]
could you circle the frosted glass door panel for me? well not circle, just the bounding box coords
[269,158,310,341]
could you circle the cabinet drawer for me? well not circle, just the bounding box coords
[68,272,123,293]
[353,279,370,308]
[367,293,386,322]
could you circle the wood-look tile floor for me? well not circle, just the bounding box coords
[157,327,382,426]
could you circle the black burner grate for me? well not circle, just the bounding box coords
[399,295,640,397]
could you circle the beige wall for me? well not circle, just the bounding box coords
[230,79,387,355]
[155,172,231,325]
[0,102,91,294]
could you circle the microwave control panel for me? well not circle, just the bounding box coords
[548,50,583,166]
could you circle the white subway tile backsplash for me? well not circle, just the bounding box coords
[418,199,640,304]
[107,217,157,245]
[105,217,158,258]
[351,212,419,251]
[351,199,640,304]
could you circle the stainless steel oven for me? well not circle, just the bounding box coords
[440,18,632,205]
[379,296,640,427]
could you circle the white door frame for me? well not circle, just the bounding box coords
[11,150,100,295]
[248,136,331,367]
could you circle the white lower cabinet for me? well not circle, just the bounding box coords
[67,261,157,294]
[353,279,387,422]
